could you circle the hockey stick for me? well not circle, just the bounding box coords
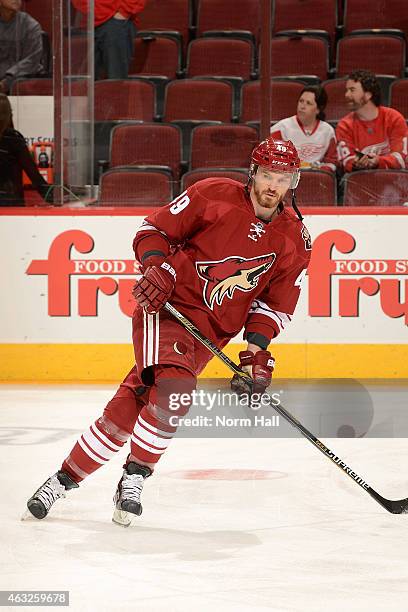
[164,301,408,514]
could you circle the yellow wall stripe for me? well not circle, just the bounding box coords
[0,343,407,381]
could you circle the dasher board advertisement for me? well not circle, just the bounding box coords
[0,208,407,380]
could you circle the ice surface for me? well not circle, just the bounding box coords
[1,384,408,612]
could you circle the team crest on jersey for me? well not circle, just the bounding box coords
[301,226,312,251]
[196,253,276,310]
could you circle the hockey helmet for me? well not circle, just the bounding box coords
[250,137,301,189]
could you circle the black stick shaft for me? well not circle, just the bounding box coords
[164,301,408,514]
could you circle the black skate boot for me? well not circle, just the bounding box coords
[112,462,152,527]
[26,471,79,519]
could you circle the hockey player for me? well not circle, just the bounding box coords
[271,86,337,172]
[336,69,408,172]
[26,137,312,525]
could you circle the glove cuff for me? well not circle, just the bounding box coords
[238,350,254,367]
[253,350,275,371]
[160,261,176,281]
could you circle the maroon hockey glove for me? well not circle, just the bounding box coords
[133,262,176,314]
[231,350,275,396]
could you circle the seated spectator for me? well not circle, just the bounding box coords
[0,93,51,206]
[336,69,408,172]
[72,0,147,80]
[0,0,44,94]
[270,86,337,173]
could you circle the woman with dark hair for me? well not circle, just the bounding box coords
[271,85,337,172]
[0,93,51,206]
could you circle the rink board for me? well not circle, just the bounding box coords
[1,206,407,380]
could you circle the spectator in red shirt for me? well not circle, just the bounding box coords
[72,0,147,79]
[336,69,408,172]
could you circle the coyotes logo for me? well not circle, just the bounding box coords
[196,253,276,310]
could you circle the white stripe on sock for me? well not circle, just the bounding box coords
[82,428,117,461]
[78,436,108,464]
[131,434,167,455]
[133,422,173,450]
[91,423,122,451]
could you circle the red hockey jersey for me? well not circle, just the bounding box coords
[336,106,408,172]
[133,179,311,349]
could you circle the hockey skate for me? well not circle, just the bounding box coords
[112,462,151,527]
[25,471,79,520]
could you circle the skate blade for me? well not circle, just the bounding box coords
[112,508,133,527]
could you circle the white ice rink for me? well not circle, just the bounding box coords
[1,384,408,612]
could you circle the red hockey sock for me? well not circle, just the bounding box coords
[129,364,196,466]
[61,368,149,482]
[130,403,176,465]
[62,416,130,482]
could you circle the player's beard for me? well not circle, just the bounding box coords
[253,183,282,211]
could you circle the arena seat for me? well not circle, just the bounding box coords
[336,34,406,78]
[99,167,174,207]
[94,79,156,121]
[23,0,53,39]
[11,78,53,95]
[342,170,408,206]
[186,37,255,80]
[164,78,234,123]
[64,35,89,76]
[164,78,235,157]
[181,168,248,191]
[390,79,408,119]
[269,36,329,81]
[296,169,337,206]
[343,0,408,38]
[109,123,183,180]
[240,79,305,123]
[138,0,191,53]
[190,124,258,170]
[272,0,338,52]
[322,78,349,124]
[196,0,260,43]
[129,35,182,79]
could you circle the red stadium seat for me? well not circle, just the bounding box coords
[190,124,258,169]
[64,35,90,76]
[181,168,248,191]
[343,0,408,38]
[186,38,255,80]
[109,123,183,179]
[342,170,408,206]
[240,79,305,123]
[196,0,261,43]
[390,79,408,119]
[138,0,191,52]
[322,78,349,124]
[336,35,406,78]
[23,0,53,39]
[164,79,234,123]
[129,35,181,79]
[296,169,337,206]
[99,167,174,207]
[11,78,53,95]
[270,36,329,81]
[94,80,156,121]
[272,0,338,50]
